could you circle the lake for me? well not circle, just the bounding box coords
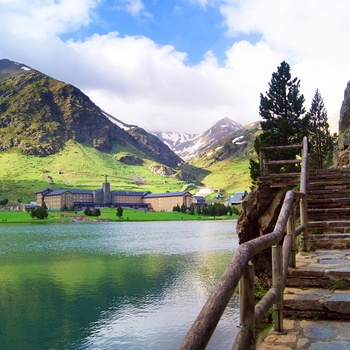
[0,220,240,349]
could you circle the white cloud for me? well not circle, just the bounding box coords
[0,0,349,133]
[0,0,99,39]
[220,0,350,114]
[116,0,152,18]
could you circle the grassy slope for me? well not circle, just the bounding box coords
[190,155,252,198]
[0,140,254,203]
[0,141,188,203]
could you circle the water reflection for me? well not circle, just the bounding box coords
[0,221,239,349]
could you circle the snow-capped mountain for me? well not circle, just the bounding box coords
[154,117,243,161]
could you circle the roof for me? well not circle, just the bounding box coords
[69,189,93,194]
[113,191,148,196]
[144,191,192,198]
[35,188,51,194]
[229,191,248,204]
[45,190,69,196]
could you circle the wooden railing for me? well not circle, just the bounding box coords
[180,137,308,350]
[260,143,303,176]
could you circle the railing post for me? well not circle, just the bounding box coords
[287,205,296,268]
[272,245,285,334]
[260,150,267,176]
[300,198,308,252]
[239,263,256,349]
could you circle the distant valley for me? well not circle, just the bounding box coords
[0,59,258,202]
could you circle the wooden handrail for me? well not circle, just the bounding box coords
[180,137,309,350]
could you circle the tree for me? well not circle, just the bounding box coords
[189,204,195,215]
[84,207,92,216]
[251,61,307,181]
[173,204,181,212]
[91,208,101,217]
[306,89,335,169]
[180,203,187,213]
[29,204,48,220]
[116,206,123,219]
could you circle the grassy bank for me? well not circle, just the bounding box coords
[0,207,240,224]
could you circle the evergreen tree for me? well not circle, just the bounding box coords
[306,89,335,169]
[29,204,48,220]
[251,61,306,181]
[189,204,195,215]
[116,206,123,219]
[84,207,92,216]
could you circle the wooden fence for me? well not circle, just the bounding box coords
[180,137,308,350]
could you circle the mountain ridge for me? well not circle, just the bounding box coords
[154,117,243,161]
[0,58,182,168]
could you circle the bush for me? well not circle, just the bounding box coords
[84,207,101,217]
[0,198,8,205]
[30,205,48,220]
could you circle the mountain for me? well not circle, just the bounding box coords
[0,59,181,168]
[0,59,257,202]
[189,121,261,165]
[186,121,261,196]
[154,117,243,161]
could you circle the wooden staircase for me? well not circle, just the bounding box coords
[284,167,350,320]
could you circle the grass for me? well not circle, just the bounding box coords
[0,141,189,203]
[0,208,239,223]
[190,155,252,196]
[0,210,72,223]
[0,140,253,205]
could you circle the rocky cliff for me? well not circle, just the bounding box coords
[337,81,350,166]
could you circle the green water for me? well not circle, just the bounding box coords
[0,220,239,349]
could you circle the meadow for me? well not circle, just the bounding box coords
[0,207,241,224]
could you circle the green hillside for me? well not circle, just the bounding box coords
[188,122,261,198]
[0,141,189,203]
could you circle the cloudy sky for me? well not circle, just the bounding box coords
[1,0,349,133]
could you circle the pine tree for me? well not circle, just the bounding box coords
[250,61,307,181]
[307,89,335,169]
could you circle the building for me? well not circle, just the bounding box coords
[192,195,207,208]
[114,191,150,210]
[35,189,94,210]
[35,180,201,212]
[143,191,193,212]
[228,191,248,205]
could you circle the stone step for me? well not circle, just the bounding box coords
[283,287,350,320]
[285,249,350,319]
[308,220,350,233]
[309,168,350,177]
[308,198,350,209]
[308,208,350,221]
[310,234,350,249]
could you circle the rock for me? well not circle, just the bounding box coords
[236,183,285,286]
[337,81,350,166]
[149,165,175,176]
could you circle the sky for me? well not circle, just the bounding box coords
[0,0,349,133]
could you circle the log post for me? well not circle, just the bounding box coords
[300,198,308,252]
[272,245,285,334]
[260,150,267,176]
[287,205,296,268]
[239,264,256,349]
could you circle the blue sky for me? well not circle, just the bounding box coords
[62,1,234,65]
[0,0,349,133]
